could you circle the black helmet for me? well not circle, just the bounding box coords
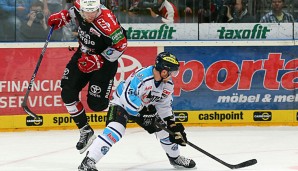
[155,52,180,72]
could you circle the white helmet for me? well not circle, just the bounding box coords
[80,0,100,12]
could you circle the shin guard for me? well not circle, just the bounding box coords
[155,129,180,158]
[87,122,125,162]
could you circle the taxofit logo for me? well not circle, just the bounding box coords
[253,111,272,121]
[127,24,177,40]
[26,116,43,126]
[217,24,271,39]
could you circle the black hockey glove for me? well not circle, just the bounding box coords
[168,123,187,146]
[138,105,158,134]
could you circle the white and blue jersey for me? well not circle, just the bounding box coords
[111,65,174,119]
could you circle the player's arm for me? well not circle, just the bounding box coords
[155,81,175,119]
[156,85,187,146]
[158,104,188,146]
[100,25,127,62]
[47,9,72,30]
[118,73,143,116]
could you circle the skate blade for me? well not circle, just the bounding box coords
[171,164,197,170]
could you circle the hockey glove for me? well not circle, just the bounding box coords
[139,105,158,134]
[47,10,70,30]
[78,53,104,73]
[168,123,187,146]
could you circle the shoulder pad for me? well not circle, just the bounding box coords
[93,9,120,35]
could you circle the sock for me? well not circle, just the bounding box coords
[65,101,87,128]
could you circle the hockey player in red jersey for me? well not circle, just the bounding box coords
[47,0,127,154]
[78,52,196,171]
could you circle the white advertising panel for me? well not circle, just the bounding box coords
[294,23,298,40]
[122,23,198,40]
[199,23,293,40]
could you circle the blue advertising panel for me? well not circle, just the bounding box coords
[166,46,298,110]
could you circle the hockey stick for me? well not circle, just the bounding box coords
[155,122,257,169]
[21,26,54,119]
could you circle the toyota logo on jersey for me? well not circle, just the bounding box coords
[89,85,101,98]
[62,68,70,80]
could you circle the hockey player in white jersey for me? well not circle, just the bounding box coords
[78,52,196,171]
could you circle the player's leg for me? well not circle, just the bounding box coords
[86,59,118,112]
[155,120,196,169]
[75,58,117,154]
[61,50,94,153]
[78,105,128,171]
[134,111,196,169]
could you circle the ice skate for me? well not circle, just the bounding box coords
[78,152,98,171]
[76,124,96,154]
[167,154,196,169]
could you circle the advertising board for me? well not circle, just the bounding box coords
[167,46,297,110]
[199,23,294,40]
[0,47,157,115]
[122,23,199,40]
[0,44,297,129]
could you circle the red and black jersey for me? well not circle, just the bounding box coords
[70,0,127,62]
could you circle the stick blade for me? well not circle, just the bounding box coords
[22,105,39,119]
[231,159,257,169]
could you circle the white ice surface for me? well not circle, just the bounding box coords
[0,126,298,171]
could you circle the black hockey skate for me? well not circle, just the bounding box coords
[167,154,196,169]
[78,152,98,171]
[76,124,96,154]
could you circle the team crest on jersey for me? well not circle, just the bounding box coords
[105,49,114,56]
[142,91,162,104]
[96,18,111,32]
[101,146,110,155]
[89,27,101,37]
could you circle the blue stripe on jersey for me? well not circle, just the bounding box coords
[125,107,138,116]
[108,126,122,138]
[160,137,173,145]
[120,66,155,116]
[124,80,140,110]
[116,81,124,97]
[98,135,112,147]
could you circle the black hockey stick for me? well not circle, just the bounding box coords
[21,26,54,119]
[155,122,257,169]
